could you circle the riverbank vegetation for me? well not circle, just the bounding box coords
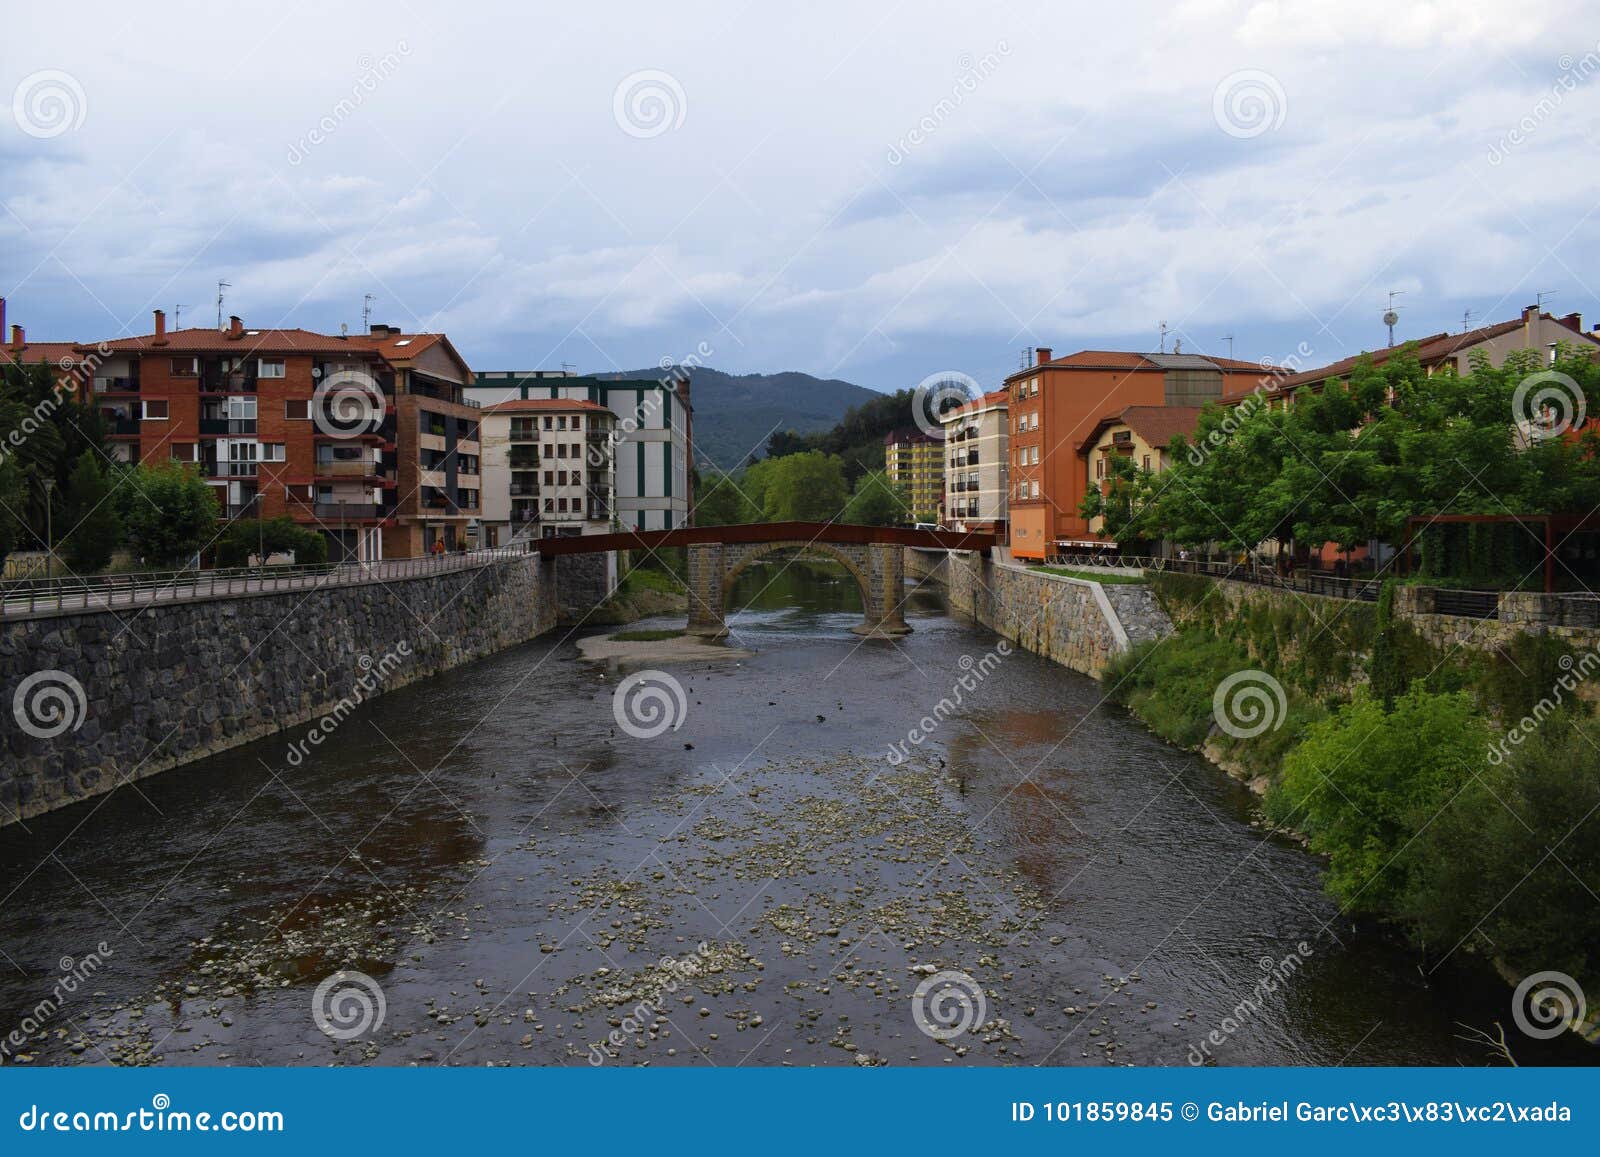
[1031,565,1147,585]
[1107,572,1600,990]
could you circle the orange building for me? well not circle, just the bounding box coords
[1005,347,1264,560]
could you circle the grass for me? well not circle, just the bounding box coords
[1032,565,1147,585]
[620,568,686,595]
[610,628,686,642]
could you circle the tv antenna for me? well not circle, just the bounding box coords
[216,280,231,329]
[1535,290,1556,313]
[1019,347,1032,370]
[1382,290,1404,348]
[1158,321,1168,354]
[362,294,376,330]
[1462,308,1474,333]
[560,361,577,375]
[1222,334,1235,360]
[174,303,191,329]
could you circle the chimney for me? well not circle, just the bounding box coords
[227,314,243,338]
[1559,312,1582,333]
[0,298,7,343]
[9,324,23,349]
[1035,346,1053,365]
[370,323,387,337]
[153,309,168,345]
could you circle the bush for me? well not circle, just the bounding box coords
[1401,717,1600,979]
[60,451,121,573]
[118,462,218,567]
[1267,687,1488,915]
[213,517,328,568]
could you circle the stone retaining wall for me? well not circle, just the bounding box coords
[935,551,1172,677]
[1,554,562,827]
[1394,586,1600,654]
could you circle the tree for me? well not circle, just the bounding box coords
[119,462,219,567]
[60,451,121,573]
[0,455,24,570]
[214,516,329,567]
[757,451,849,522]
[1266,686,1487,915]
[841,471,909,526]
[693,470,763,525]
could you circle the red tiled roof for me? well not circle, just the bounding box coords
[1012,350,1270,377]
[0,342,83,368]
[96,327,380,356]
[482,398,613,414]
[1077,405,1203,455]
[948,388,1009,415]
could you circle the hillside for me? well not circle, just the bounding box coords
[601,367,883,471]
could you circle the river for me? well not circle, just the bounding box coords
[0,559,1588,1067]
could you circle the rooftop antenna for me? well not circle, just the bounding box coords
[174,303,191,330]
[1383,290,1404,348]
[216,280,231,330]
[1158,321,1168,354]
[560,361,577,375]
[1536,290,1556,314]
[1461,308,1474,333]
[1019,347,1032,371]
[1222,334,1235,360]
[362,294,376,330]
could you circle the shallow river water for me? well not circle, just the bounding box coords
[0,560,1589,1067]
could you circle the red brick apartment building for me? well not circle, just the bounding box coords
[1006,347,1265,560]
[11,303,484,560]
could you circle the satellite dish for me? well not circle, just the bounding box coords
[1382,311,1399,327]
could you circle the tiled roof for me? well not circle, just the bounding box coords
[1077,405,1203,454]
[0,342,83,368]
[96,327,380,355]
[946,388,1009,416]
[482,398,613,414]
[1015,350,1269,376]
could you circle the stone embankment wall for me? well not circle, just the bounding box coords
[1394,586,1600,655]
[904,549,949,587]
[1,554,569,827]
[930,551,1172,677]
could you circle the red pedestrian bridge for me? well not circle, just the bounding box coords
[534,521,997,637]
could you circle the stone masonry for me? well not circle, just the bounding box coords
[687,540,909,638]
[1,554,560,827]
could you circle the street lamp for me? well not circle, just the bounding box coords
[339,498,348,566]
[41,478,56,575]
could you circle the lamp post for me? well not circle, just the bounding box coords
[41,478,56,575]
[253,491,265,568]
[339,498,348,566]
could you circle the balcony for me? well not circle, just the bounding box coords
[94,376,139,394]
[203,462,259,478]
[508,483,540,497]
[198,418,256,436]
[313,503,385,520]
[109,417,140,436]
[314,459,380,478]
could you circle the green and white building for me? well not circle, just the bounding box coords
[468,371,694,531]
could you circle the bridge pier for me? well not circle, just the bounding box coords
[685,543,730,638]
[853,542,911,638]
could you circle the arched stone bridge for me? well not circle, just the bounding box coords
[533,522,997,638]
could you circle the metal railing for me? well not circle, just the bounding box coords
[0,545,538,618]
[1042,553,1387,602]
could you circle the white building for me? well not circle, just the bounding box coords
[939,388,1009,534]
[479,398,616,543]
[469,371,693,530]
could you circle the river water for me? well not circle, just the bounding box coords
[0,560,1589,1067]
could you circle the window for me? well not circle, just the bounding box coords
[544,470,554,485]
[557,416,567,430]
[1031,379,1039,396]
[263,443,287,462]
[543,416,553,429]
[285,399,310,420]
[558,498,568,512]
[1096,459,1105,479]
[572,415,581,430]
[143,399,168,420]
[1031,481,1040,498]
[170,358,197,376]
[258,359,286,379]
[171,443,195,461]
[1143,454,1151,470]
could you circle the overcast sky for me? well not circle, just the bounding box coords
[4,0,1599,391]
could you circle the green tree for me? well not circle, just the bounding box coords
[757,451,849,521]
[1267,686,1487,915]
[214,516,329,567]
[841,470,909,526]
[60,451,122,573]
[693,470,763,525]
[119,462,219,567]
[0,455,25,569]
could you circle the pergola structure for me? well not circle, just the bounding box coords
[1402,512,1600,593]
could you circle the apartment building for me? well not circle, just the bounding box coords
[1077,405,1202,539]
[1006,347,1264,560]
[884,428,944,523]
[479,398,616,544]
[82,313,481,560]
[469,371,692,531]
[1222,305,1600,410]
[939,389,1008,534]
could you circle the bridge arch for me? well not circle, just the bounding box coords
[718,540,873,615]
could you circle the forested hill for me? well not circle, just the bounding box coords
[599,366,883,470]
